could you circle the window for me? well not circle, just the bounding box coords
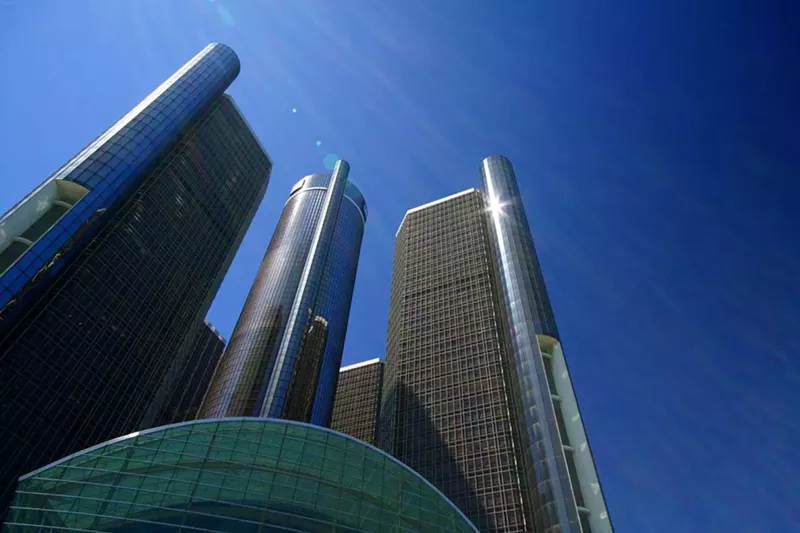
[0,179,88,275]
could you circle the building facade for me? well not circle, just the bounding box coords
[380,157,613,533]
[201,169,366,426]
[481,156,611,533]
[380,189,530,533]
[0,43,272,514]
[153,319,227,426]
[3,419,480,533]
[330,358,384,445]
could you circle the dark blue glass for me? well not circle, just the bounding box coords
[0,45,273,521]
[200,173,366,427]
[482,156,579,533]
[0,43,239,313]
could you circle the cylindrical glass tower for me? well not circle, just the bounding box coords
[200,172,366,426]
[261,160,350,420]
[482,156,613,533]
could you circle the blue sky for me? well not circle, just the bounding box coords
[1,0,798,530]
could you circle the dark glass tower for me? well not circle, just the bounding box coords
[330,358,384,445]
[153,319,227,426]
[200,167,367,426]
[0,43,272,513]
[381,157,613,533]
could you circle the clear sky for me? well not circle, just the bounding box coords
[1,0,798,530]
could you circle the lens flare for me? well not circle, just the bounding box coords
[216,4,235,27]
[487,195,505,214]
[323,153,339,171]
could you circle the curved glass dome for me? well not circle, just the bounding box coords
[4,418,478,533]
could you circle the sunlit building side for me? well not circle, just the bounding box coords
[482,156,612,533]
[153,319,227,426]
[2,419,480,533]
[381,157,613,533]
[381,189,530,532]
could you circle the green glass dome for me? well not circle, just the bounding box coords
[3,418,478,533]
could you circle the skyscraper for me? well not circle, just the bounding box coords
[482,156,612,533]
[0,43,271,512]
[381,189,530,532]
[282,314,330,422]
[380,157,613,533]
[153,319,227,426]
[201,166,367,426]
[330,358,384,445]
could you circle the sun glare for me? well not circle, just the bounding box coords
[487,196,505,214]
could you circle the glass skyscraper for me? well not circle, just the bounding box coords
[201,167,367,426]
[153,319,227,427]
[0,43,272,515]
[380,157,613,533]
[331,358,384,445]
[381,189,530,532]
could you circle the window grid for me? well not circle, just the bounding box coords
[0,76,271,511]
[5,419,479,533]
[381,191,530,533]
[331,360,384,445]
[154,320,227,426]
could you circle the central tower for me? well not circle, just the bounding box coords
[200,165,366,426]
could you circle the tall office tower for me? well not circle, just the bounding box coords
[0,43,272,512]
[381,189,530,533]
[481,156,611,533]
[330,358,384,445]
[381,157,612,533]
[201,165,367,426]
[153,319,227,426]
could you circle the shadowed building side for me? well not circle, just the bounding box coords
[0,43,240,323]
[330,358,384,445]
[151,319,226,426]
[481,156,613,533]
